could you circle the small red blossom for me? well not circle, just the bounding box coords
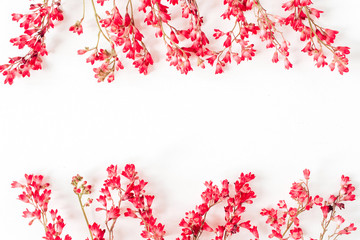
[97,0,109,6]
[303,169,310,180]
[69,21,83,35]
[89,223,105,240]
[284,58,293,69]
[338,223,357,235]
[290,227,303,240]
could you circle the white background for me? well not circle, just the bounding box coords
[0,0,359,239]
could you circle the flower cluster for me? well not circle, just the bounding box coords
[74,0,154,82]
[281,0,350,74]
[12,166,357,240]
[261,169,357,240]
[1,0,351,84]
[11,174,71,240]
[73,164,165,240]
[178,173,259,240]
[0,0,63,85]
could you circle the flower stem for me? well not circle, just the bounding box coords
[89,0,110,42]
[77,194,94,240]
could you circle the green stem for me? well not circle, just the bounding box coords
[89,0,111,42]
[81,0,86,21]
[78,194,94,240]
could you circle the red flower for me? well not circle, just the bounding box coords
[89,223,105,240]
[69,21,83,35]
[303,169,310,180]
[290,227,303,240]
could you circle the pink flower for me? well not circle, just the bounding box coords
[314,195,323,205]
[336,46,350,55]
[328,195,336,204]
[290,227,303,240]
[284,58,293,69]
[309,8,323,18]
[213,29,224,39]
[77,49,88,55]
[338,223,357,235]
[11,13,23,22]
[300,0,312,6]
[121,164,137,180]
[107,206,120,221]
[170,31,179,44]
[11,181,24,188]
[89,223,105,240]
[96,0,108,6]
[69,22,83,35]
[314,53,327,68]
[321,205,331,218]
[223,34,232,48]
[334,215,345,226]
[215,62,224,74]
[282,1,294,11]
[288,207,297,217]
[303,169,310,180]
[272,51,279,63]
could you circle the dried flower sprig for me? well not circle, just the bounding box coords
[253,0,292,68]
[71,0,153,82]
[12,166,357,240]
[11,174,72,240]
[177,173,259,240]
[0,0,63,85]
[281,0,350,74]
[173,0,210,70]
[207,0,293,74]
[72,164,165,240]
[261,169,357,240]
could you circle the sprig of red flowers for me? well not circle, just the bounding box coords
[71,164,166,240]
[177,173,259,240]
[12,165,357,240]
[261,169,356,240]
[0,0,63,85]
[1,0,350,84]
[11,174,71,240]
[281,0,350,74]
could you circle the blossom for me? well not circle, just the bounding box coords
[89,223,105,240]
[334,215,345,226]
[290,227,303,239]
[284,58,293,69]
[303,169,310,180]
[69,21,83,35]
[338,223,357,235]
[97,0,109,6]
